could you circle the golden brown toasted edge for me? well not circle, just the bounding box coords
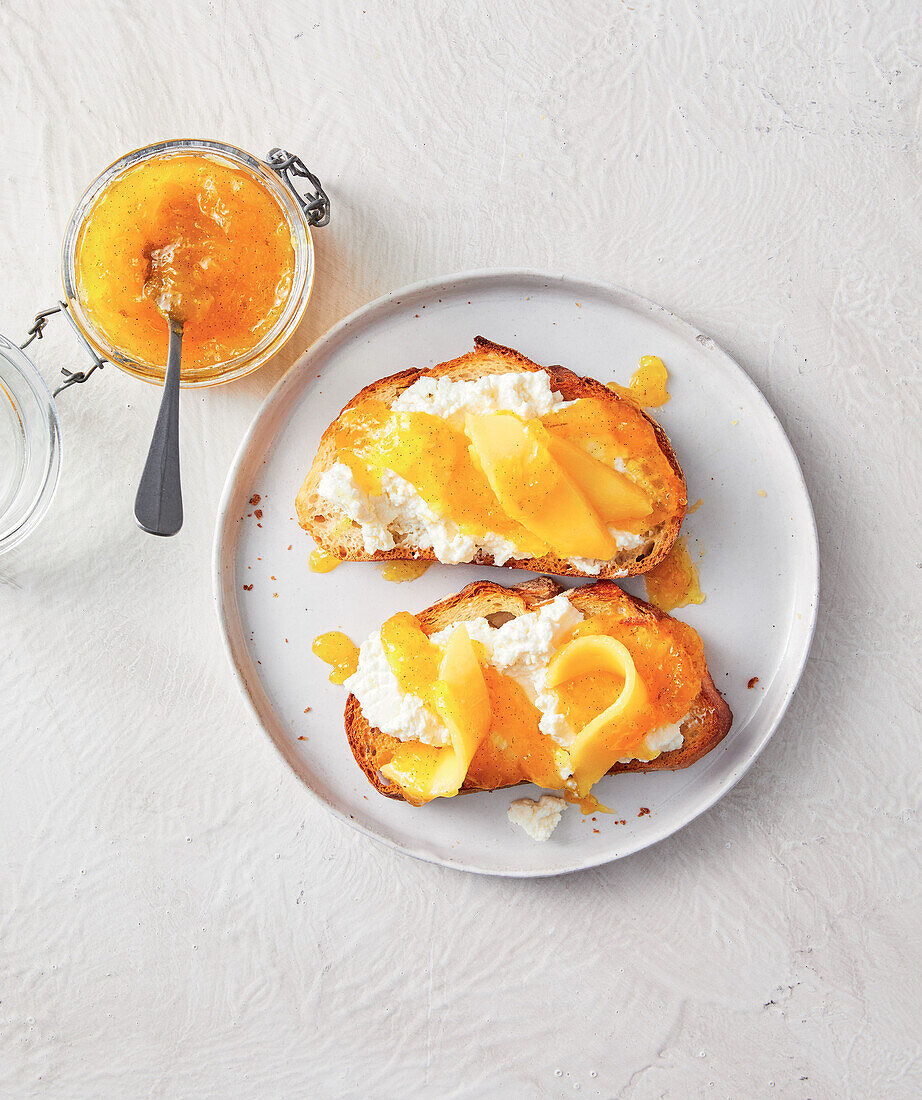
[297,337,687,579]
[343,578,732,804]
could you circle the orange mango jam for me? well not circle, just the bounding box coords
[381,560,432,582]
[466,669,570,791]
[74,154,296,372]
[643,536,705,612]
[309,549,342,573]
[371,603,707,806]
[327,389,684,564]
[380,611,442,707]
[608,355,671,408]
[312,631,359,684]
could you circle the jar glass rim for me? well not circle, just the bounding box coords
[60,139,314,388]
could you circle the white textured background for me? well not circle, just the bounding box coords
[1,1,920,1096]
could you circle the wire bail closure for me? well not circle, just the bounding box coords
[265,148,331,227]
[21,302,106,398]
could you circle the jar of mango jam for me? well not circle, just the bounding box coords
[61,140,325,387]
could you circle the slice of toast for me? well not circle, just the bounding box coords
[345,578,732,803]
[297,337,687,579]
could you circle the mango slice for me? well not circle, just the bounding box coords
[547,635,650,794]
[429,625,491,793]
[380,625,491,803]
[464,412,616,560]
[543,431,652,524]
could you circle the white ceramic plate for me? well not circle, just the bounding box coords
[213,270,819,877]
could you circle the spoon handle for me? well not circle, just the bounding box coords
[134,319,184,536]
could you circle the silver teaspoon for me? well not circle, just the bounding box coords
[134,315,183,536]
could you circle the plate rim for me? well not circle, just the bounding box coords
[212,267,820,877]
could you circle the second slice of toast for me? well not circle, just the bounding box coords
[344,577,732,804]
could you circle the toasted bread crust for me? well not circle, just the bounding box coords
[297,337,687,579]
[344,578,732,803]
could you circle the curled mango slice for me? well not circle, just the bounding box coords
[546,635,649,794]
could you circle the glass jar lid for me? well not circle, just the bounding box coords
[0,335,61,555]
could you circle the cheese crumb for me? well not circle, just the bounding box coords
[507,795,567,841]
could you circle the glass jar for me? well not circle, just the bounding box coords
[60,140,326,387]
[0,335,61,554]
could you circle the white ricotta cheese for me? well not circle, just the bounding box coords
[392,370,568,423]
[507,795,567,841]
[315,462,520,564]
[431,594,582,673]
[566,556,604,575]
[378,470,520,565]
[635,722,685,759]
[316,462,398,555]
[342,632,445,746]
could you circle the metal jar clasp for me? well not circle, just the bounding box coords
[21,302,106,397]
[264,148,331,228]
